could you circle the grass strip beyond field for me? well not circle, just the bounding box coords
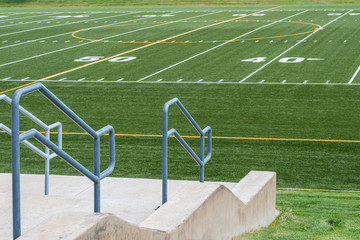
[1,0,359,7]
[240,189,360,240]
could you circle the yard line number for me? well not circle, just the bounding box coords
[242,57,324,63]
[74,56,136,62]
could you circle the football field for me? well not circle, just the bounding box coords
[0,4,360,190]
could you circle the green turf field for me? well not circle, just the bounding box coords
[1,4,360,192]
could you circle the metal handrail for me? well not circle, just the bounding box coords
[162,97,212,204]
[11,83,115,239]
[0,94,62,195]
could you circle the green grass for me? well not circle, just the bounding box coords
[1,5,360,189]
[1,83,360,190]
[240,189,360,240]
[1,5,360,239]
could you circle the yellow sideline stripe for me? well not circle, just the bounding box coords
[1,130,359,143]
[72,20,321,44]
[0,6,280,95]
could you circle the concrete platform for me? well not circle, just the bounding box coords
[0,171,278,240]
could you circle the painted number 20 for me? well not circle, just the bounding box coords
[242,57,305,63]
[74,56,136,62]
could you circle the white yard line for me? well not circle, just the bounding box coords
[348,65,360,84]
[240,10,352,83]
[136,10,308,82]
[0,11,218,67]
[0,12,135,37]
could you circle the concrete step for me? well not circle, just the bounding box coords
[0,171,277,240]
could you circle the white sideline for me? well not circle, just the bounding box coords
[0,9,357,14]
[2,78,360,85]
[0,12,135,37]
[348,65,360,84]
[0,12,218,67]
[136,10,308,82]
[240,10,353,83]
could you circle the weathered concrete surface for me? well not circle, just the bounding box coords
[232,171,278,233]
[0,171,277,240]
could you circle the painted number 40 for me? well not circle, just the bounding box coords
[74,56,136,62]
[242,57,323,63]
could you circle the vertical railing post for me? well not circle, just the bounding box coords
[58,124,62,150]
[11,95,21,239]
[200,133,205,183]
[94,137,100,212]
[162,105,168,204]
[45,129,50,195]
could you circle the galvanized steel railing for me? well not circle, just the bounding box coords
[0,94,62,196]
[10,83,115,239]
[162,98,212,204]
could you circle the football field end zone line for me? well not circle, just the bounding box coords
[0,6,279,95]
[0,12,136,37]
[136,10,308,82]
[0,11,199,67]
[348,65,360,84]
[3,79,360,86]
[1,130,359,143]
[240,10,353,83]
